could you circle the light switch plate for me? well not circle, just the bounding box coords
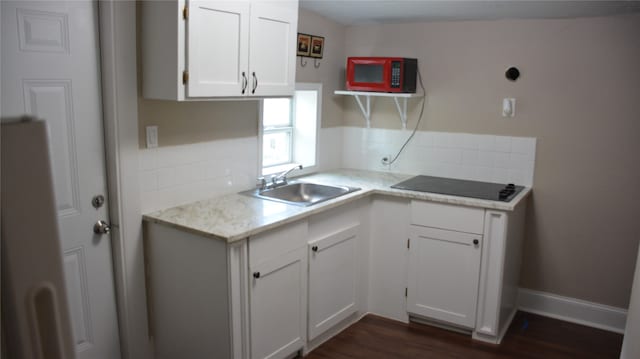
[146,126,158,148]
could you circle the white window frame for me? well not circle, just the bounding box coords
[259,82,322,178]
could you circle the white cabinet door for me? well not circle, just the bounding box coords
[407,225,482,328]
[250,247,306,359]
[308,224,359,340]
[187,1,250,97]
[143,0,297,99]
[248,1,297,97]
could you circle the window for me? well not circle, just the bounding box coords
[260,83,321,176]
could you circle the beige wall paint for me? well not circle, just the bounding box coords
[344,14,640,308]
[137,98,259,147]
[296,9,346,128]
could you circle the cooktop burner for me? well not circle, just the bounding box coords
[391,175,524,202]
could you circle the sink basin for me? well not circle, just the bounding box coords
[243,182,360,207]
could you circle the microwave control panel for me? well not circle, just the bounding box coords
[391,62,401,88]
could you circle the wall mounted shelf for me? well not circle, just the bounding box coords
[335,90,424,129]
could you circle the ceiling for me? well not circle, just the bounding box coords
[299,0,640,25]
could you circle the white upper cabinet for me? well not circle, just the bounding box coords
[248,2,297,97]
[142,0,299,100]
[187,2,250,97]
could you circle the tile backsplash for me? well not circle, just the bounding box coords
[342,127,536,186]
[139,137,258,213]
[138,127,536,213]
[138,128,343,213]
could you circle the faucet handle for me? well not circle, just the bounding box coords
[256,177,266,189]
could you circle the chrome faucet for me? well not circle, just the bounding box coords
[272,164,303,184]
[257,164,303,191]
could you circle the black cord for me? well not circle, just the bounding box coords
[385,66,426,166]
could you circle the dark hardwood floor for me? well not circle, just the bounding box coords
[305,312,623,359]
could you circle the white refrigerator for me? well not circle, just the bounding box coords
[1,118,76,359]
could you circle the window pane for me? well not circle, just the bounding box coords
[262,131,291,167]
[263,98,292,127]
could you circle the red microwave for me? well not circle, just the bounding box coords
[346,57,418,93]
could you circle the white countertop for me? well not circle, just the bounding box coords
[143,169,532,242]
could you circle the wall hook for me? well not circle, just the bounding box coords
[314,59,321,68]
[300,56,307,67]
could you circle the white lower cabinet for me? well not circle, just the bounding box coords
[308,224,359,340]
[250,247,307,359]
[144,195,527,358]
[403,199,526,344]
[249,221,307,359]
[407,225,481,328]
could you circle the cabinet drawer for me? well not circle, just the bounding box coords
[410,201,484,234]
[250,220,308,265]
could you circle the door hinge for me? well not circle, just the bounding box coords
[405,288,408,297]
[182,70,189,85]
[407,238,410,249]
[182,5,189,20]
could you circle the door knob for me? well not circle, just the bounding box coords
[93,220,111,234]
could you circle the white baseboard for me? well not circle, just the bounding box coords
[518,288,627,334]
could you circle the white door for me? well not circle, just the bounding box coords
[308,225,359,340]
[1,1,121,358]
[248,1,297,97]
[187,1,250,97]
[407,225,482,328]
[250,247,306,359]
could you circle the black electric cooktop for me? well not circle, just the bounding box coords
[391,175,524,202]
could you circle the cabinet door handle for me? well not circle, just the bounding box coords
[241,72,248,94]
[252,72,258,94]
[473,239,479,246]
[253,272,260,279]
[311,245,318,252]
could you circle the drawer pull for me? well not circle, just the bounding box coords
[311,246,318,252]
[253,272,261,279]
[473,239,479,246]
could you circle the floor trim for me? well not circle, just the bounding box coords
[518,288,627,334]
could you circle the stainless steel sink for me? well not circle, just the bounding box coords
[242,182,360,206]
